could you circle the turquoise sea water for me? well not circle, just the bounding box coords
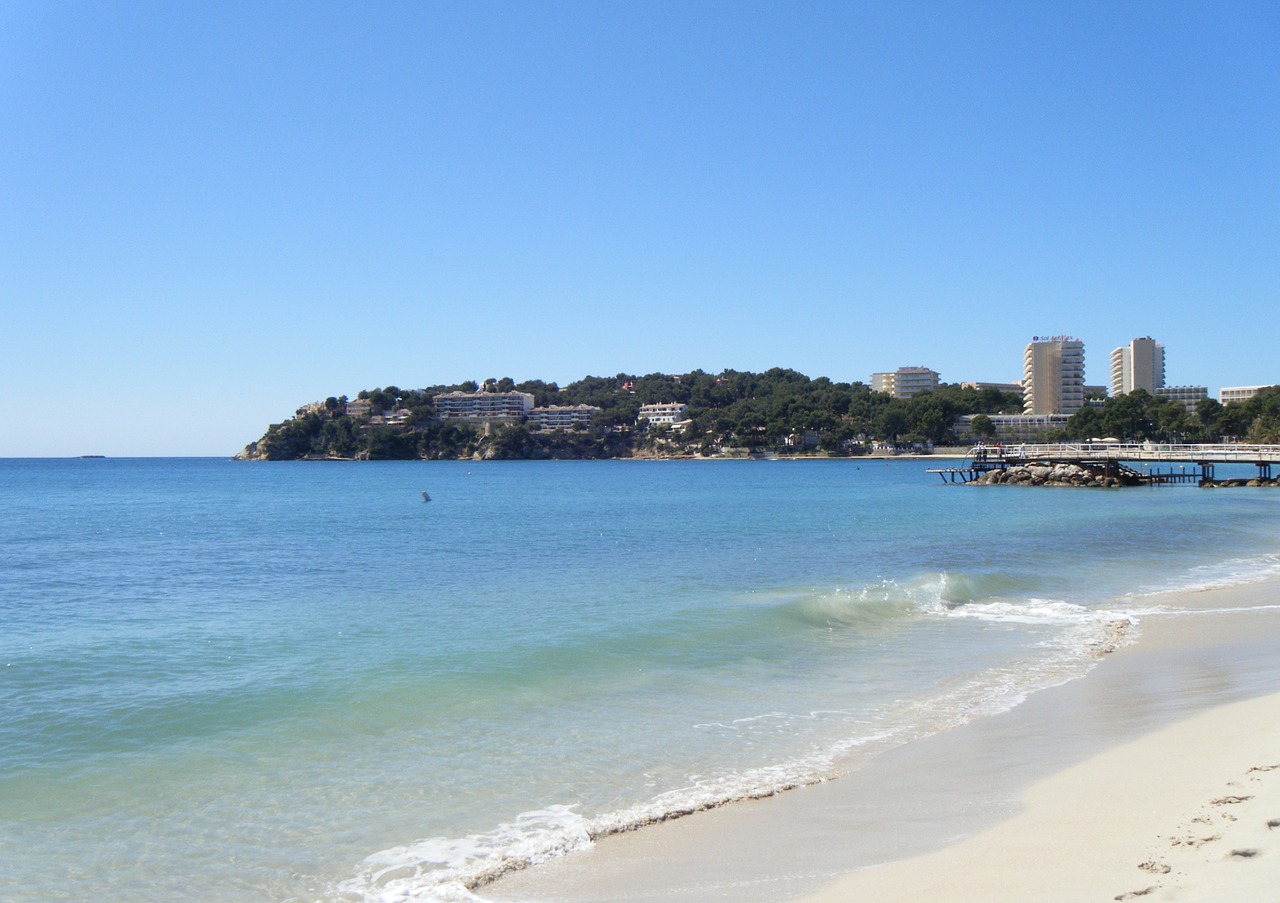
[3,458,1280,902]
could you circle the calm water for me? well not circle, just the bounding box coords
[3,457,1279,902]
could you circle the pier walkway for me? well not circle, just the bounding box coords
[929,442,1280,485]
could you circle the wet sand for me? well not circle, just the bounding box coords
[487,578,1280,902]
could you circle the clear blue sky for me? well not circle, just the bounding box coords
[2,1,1276,456]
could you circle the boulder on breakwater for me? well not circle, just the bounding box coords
[1201,477,1280,488]
[974,463,1128,488]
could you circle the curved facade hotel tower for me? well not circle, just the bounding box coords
[1109,336,1166,396]
[1022,336,1085,415]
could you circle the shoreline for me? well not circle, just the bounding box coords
[487,577,1280,902]
[797,581,1280,903]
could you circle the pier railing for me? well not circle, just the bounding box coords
[975,443,1280,464]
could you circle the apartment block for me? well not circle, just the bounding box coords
[1109,337,1166,396]
[526,404,601,430]
[433,391,535,420]
[637,403,689,425]
[1154,386,1208,413]
[960,381,1023,395]
[1220,386,1270,405]
[1022,337,1086,415]
[957,413,1070,441]
[871,367,940,399]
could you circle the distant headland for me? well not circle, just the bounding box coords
[234,371,1280,462]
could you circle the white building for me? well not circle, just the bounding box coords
[961,381,1022,395]
[433,391,535,421]
[1109,337,1165,396]
[526,404,601,430]
[1154,386,1208,413]
[637,403,688,425]
[871,367,940,399]
[1023,336,1085,415]
[1220,385,1271,405]
[957,414,1070,441]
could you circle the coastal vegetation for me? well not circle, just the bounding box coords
[238,373,1280,461]
[1061,386,1280,444]
[238,369,1022,460]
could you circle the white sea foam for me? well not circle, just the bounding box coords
[338,722,908,903]
[338,806,594,902]
[337,577,1142,903]
[1128,552,1280,598]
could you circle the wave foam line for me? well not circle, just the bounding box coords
[337,725,906,903]
[340,600,1139,903]
[1128,552,1280,599]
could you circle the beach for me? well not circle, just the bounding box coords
[802,693,1280,903]
[488,577,1280,902]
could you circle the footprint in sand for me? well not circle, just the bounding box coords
[1169,833,1221,848]
[1210,795,1253,805]
[1267,819,1280,830]
[1228,848,1260,858]
[1115,886,1159,900]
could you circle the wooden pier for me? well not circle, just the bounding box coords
[928,442,1280,486]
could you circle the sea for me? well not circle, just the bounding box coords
[3,456,1280,903]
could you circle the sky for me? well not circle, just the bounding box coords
[2,1,1277,456]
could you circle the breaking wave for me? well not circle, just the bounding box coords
[335,569,1139,903]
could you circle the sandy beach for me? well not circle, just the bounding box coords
[802,690,1280,902]
[801,577,1280,903]
[489,577,1280,903]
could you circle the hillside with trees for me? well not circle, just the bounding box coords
[238,371,1280,461]
[236,369,1024,460]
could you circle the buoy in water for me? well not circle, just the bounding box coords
[421,491,432,502]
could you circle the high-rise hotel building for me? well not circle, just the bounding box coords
[1022,336,1086,415]
[1109,337,1165,396]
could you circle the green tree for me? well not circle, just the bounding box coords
[365,426,417,459]
[970,413,996,439]
[319,418,359,457]
[486,424,535,459]
[1243,387,1280,443]
[1098,391,1157,440]
[1064,405,1103,440]
[876,407,911,441]
[1154,401,1194,442]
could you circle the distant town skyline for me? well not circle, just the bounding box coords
[3,2,1276,456]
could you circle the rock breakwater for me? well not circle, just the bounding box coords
[974,463,1129,488]
[1201,477,1280,488]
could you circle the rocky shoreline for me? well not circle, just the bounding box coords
[974,463,1280,488]
[973,463,1131,488]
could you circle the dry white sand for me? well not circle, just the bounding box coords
[489,578,1280,903]
[800,690,1280,903]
